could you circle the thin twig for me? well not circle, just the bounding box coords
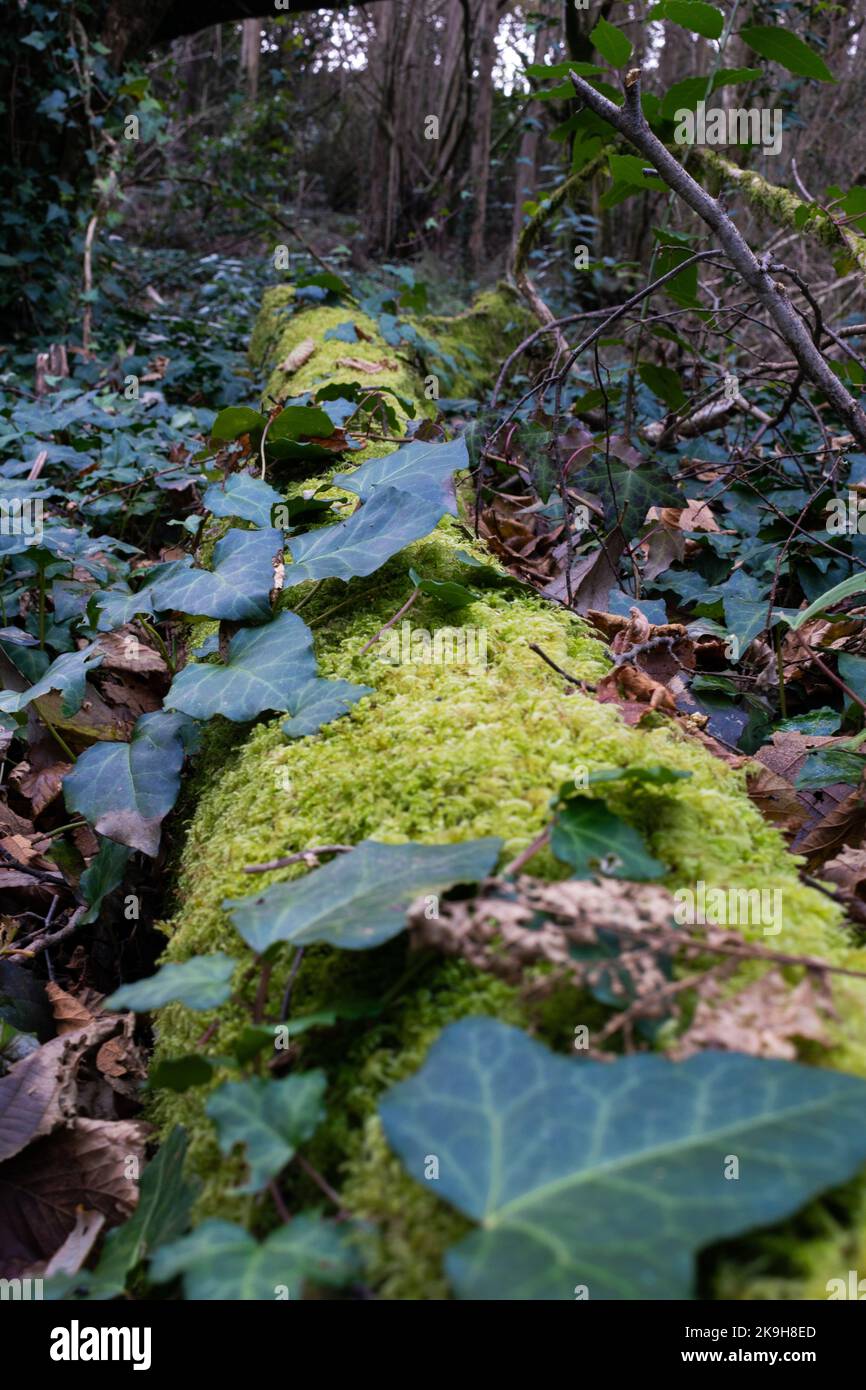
[243,845,352,874]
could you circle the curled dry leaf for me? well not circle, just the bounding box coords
[277,338,317,375]
[0,1018,117,1164]
[820,847,866,923]
[11,760,72,816]
[95,628,168,676]
[0,1116,148,1278]
[670,970,834,1061]
[596,662,679,714]
[335,355,399,374]
[46,982,100,1035]
[409,874,676,1000]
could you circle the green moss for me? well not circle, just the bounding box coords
[421,284,536,395]
[696,152,866,276]
[152,283,866,1301]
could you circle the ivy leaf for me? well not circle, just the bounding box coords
[165,610,371,725]
[407,568,476,608]
[638,362,687,411]
[0,644,103,717]
[63,710,195,857]
[202,474,284,529]
[149,527,282,622]
[283,487,445,588]
[210,406,267,444]
[150,1215,360,1300]
[739,26,835,82]
[650,2,724,40]
[206,1072,327,1193]
[103,953,237,1012]
[590,16,633,67]
[380,1018,866,1300]
[269,404,335,443]
[795,747,866,790]
[333,436,468,515]
[225,837,502,953]
[80,838,131,924]
[579,459,679,536]
[551,797,665,879]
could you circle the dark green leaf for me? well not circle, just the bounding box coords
[739,26,835,82]
[203,474,284,529]
[150,1215,360,1299]
[226,837,501,953]
[64,711,194,857]
[380,1018,866,1299]
[103,953,236,1012]
[283,487,445,588]
[206,1072,327,1193]
[552,796,665,879]
[165,610,371,725]
[149,527,282,622]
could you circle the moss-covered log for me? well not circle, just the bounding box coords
[150,282,866,1300]
[695,150,866,280]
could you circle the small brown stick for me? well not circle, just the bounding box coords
[359,586,421,654]
[244,845,352,874]
[294,1154,347,1215]
[4,906,85,959]
[528,642,595,690]
[268,1179,292,1224]
[504,827,551,876]
[791,627,866,717]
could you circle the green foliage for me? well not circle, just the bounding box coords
[380,1019,866,1299]
[203,474,285,529]
[590,18,633,68]
[739,25,836,81]
[105,954,237,1012]
[150,528,283,623]
[207,1073,327,1193]
[551,796,666,880]
[650,2,725,40]
[225,838,502,953]
[283,487,445,587]
[165,610,371,727]
[333,436,468,514]
[150,1215,360,1300]
[64,711,195,857]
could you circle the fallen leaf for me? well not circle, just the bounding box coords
[335,356,399,374]
[0,1019,116,1164]
[95,629,167,676]
[45,982,100,1035]
[819,847,866,923]
[746,764,809,837]
[0,1117,147,1278]
[277,338,317,374]
[670,970,833,1061]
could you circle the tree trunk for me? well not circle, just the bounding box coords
[467,0,497,269]
[510,9,550,252]
[241,19,260,103]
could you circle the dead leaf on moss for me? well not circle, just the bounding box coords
[746,764,809,837]
[336,355,399,374]
[670,970,833,1061]
[277,338,317,375]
